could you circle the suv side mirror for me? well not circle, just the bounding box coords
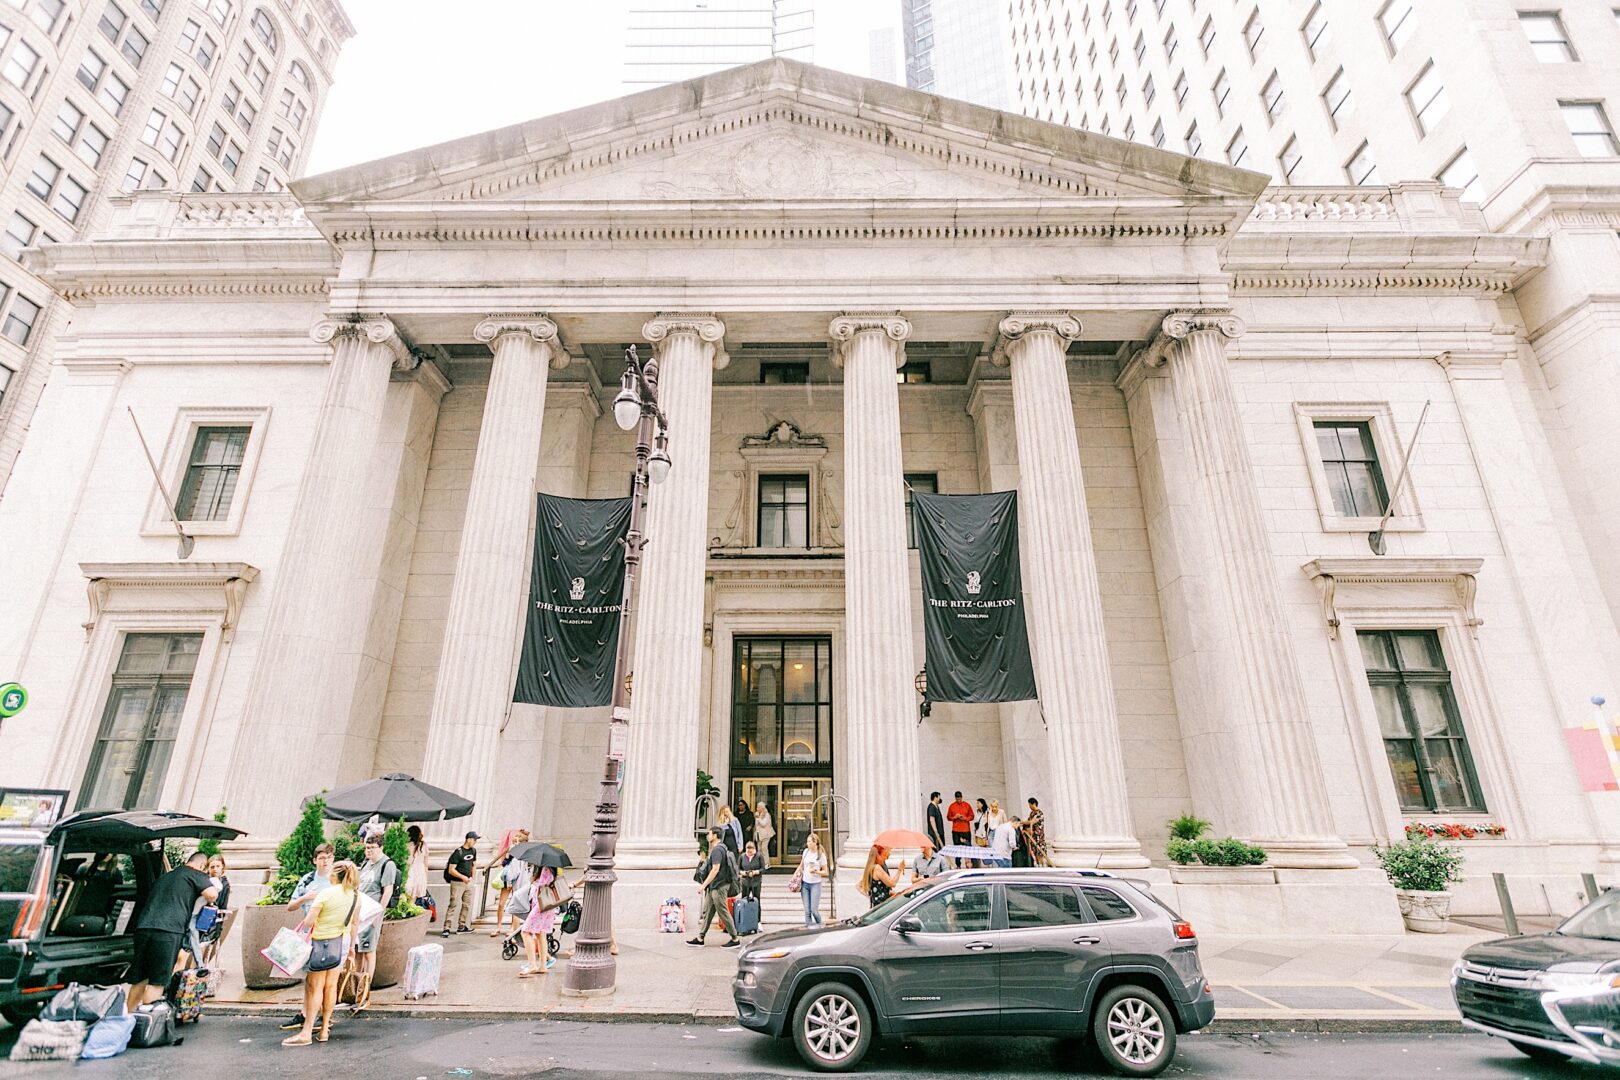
[892,914,922,936]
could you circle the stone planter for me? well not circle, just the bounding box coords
[1395,888,1452,933]
[240,901,305,990]
[372,911,428,989]
[1169,864,1277,886]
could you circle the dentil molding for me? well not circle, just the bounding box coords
[79,561,260,642]
[1301,556,1485,640]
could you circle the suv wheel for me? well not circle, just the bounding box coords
[791,981,873,1072]
[1091,984,1176,1078]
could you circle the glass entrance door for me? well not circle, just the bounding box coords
[733,777,833,868]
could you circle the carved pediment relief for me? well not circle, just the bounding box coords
[741,419,828,449]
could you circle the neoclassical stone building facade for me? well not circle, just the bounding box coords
[2,60,1615,931]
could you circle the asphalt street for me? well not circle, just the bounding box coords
[0,1016,1598,1079]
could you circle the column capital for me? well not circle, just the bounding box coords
[828,312,911,367]
[990,312,1082,366]
[312,313,413,368]
[475,314,568,369]
[642,313,728,369]
[1161,310,1246,343]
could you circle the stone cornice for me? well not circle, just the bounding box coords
[79,561,260,642]
[1225,228,1547,296]
[1301,556,1485,640]
[828,312,911,368]
[474,314,568,370]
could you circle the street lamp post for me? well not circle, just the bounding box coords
[562,344,670,996]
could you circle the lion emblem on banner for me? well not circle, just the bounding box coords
[966,571,982,595]
[569,577,586,601]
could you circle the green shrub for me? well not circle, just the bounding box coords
[1375,834,1464,892]
[381,819,417,921]
[330,821,363,865]
[1166,838,1198,865]
[196,808,229,857]
[1167,814,1211,842]
[1168,835,1268,867]
[258,796,328,906]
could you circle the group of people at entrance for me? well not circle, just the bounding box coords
[927,791,1050,868]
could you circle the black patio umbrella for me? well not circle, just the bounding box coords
[317,773,474,823]
[507,841,572,869]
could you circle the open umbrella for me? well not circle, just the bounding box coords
[508,841,572,869]
[870,828,932,850]
[318,773,474,823]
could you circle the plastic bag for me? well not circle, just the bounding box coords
[9,1019,87,1061]
[261,925,312,977]
[81,1014,136,1059]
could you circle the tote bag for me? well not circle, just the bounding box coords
[261,926,312,978]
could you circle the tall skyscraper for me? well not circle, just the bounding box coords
[1006,0,1620,205]
[0,0,353,489]
[624,0,813,89]
[901,0,1014,110]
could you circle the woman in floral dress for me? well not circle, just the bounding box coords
[517,866,562,978]
[1021,797,1051,867]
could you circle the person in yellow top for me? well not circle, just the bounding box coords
[282,860,360,1047]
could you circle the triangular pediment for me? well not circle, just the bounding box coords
[293,59,1266,212]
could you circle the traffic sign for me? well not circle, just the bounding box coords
[0,683,26,718]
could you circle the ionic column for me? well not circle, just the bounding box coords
[618,314,727,868]
[1149,311,1352,867]
[994,314,1145,868]
[830,313,921,865]
[420,316,565,836]
[225,316,410,839]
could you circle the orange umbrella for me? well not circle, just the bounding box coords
[871,828,932,850]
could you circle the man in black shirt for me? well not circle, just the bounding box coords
[685,828,740,948]
[441,831,479,937]
[126,851,218,1013]
[926,791,946,851]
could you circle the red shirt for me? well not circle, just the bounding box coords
[946,800,974,831]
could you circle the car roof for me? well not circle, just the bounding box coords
[46,809,245,850]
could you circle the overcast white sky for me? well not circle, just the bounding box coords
[306,0,901,176]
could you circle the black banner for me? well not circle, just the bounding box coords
[512,494,632,708]
[913,490,1037,704]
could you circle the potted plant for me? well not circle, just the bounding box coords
[1375,832,1465,933]
[241,797,327,989]
[371,820,428,989]
[1166,816,1274,884]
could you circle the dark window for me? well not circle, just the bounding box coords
[175,425,248,521]
[904,473,937,550]
[732,637,832,769]
[1007,884,1088,928]
[897,361,931,383]
[1314,421,1389,517]
[909,885,993,933]
[1359,629,1483,812]
[79,633,203,810]
[758,474,809,548]
[1081,887,1138,922]
[759,362,809,385]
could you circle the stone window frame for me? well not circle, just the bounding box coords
[1301,556,1523,843]
[1292,401,1423,534]
[734,441,831,551]
[140,405,270,538]
[48,561,257,811]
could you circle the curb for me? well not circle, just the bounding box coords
[206,1002,1466,1034]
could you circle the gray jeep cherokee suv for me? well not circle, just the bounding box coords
[734,868,1214,1075]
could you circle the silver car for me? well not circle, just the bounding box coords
[733,868,1215,1075]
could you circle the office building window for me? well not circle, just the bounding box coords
[1438,148,1482,203]
[1323,68,1353,129]
[0,363,10,409]
[190,165,213,192]
[759,362,809,384]
[1243,7,1264,57]
[1174,71,1188,105]
[1314,421,1388,517]
[51,100,83,143]
[25,155,58,201]
[176,425,250,521]
[205,120,225,157]
[1359,629,1483,813]
[1186,121,1202,156]
[120,23,147,66]
[1152,119,1165,147]
[1278,136,1302,182]
[904,473,937,549]
[1143,74,1156,107]
[251,166,271,192]
[250,7,278,51]
[1346,142,1381,185]
[79,633,204,811]
[1163,23,1177,62]
[76,124,108,167]
[51,176,86,222]
[1302,2,1329,59]
[30,0,65,33]
[2,39,36,89]
[2,212,35,259]
[1405,62,1449,135]
[1199,16,1215,55]
[1520,12,1575,62]
[1561,101,1619,156]
[1260,72,1285,123]
[98,2,126,44]
[758,475,810,548]
[1213,69,1231,115]
[98,73,129,116]
[3,293,41,345]
[1226,128,1249,168]
[897,361,931,383]
[1378,0,1416,51]
[121,157,148,192]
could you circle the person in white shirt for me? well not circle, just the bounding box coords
[798,834,829,927]
[990,818,1019,868]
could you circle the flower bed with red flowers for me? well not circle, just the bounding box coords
[1405,822,1506,840]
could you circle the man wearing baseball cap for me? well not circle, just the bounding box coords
[441,830,480,937]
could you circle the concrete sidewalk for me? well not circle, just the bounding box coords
[207,911,1488,1029]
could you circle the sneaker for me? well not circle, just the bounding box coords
[684,937,704,947]
[722,938,741,948]
[439,930,450,938]
[279,1014,305,1031]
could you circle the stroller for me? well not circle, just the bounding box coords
[502,897,582,959]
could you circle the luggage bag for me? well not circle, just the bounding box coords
[402,941,442,1000]
[733,895,760,935]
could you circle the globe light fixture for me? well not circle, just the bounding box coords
[647,426,672,484]
[612,366,641,431]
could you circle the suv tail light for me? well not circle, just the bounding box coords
[1172,920,1196,940]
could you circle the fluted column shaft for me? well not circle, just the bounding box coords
[226,317,408,839]
[998,314,1145,868]
[420,317,563,836]
[1158,313,1350,866]
[832,314,921,864]
[618,315,726,868]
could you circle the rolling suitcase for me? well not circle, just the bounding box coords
[733,895,760,935]
[403,941,442,1000]
[167,967,210,1023]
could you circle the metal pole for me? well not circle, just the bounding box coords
[563,347,661,996]
[1493,872,1520,937]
